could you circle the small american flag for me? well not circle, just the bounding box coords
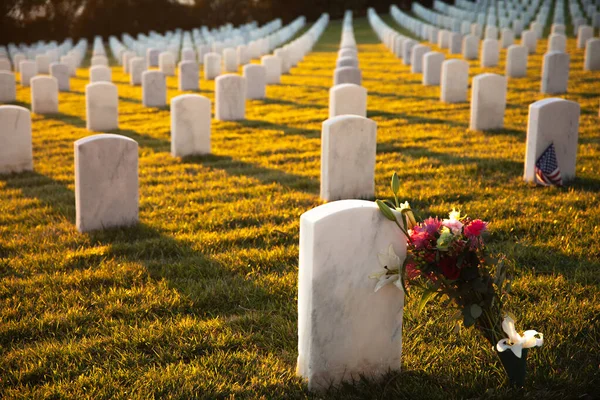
[535,143,563,186]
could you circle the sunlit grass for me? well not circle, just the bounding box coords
[1,15,599,399]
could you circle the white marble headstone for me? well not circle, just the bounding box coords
[170,94,211,157]
[129,57,146,86]
[90,65,112,83]
[75,134,139,233]
[521,30,537,54]
[0,71,16,102]
[86,82,118,132]
[36,55,50,74]
[178,61,199,91]
[329,83,367,118]
[50,63,70,92]
[31,76,59,114]
[20,61,37,87]
[441,59,469,103]
[577,25,593,49]
[584,38,600,71]
[147,48,160,67]
[469,73,507,130]
[297,200,405,391]
[481,39,500,67]
[449,32,462,54]
[0,105,32,174]
[223,48,238,73]
[506,45,528,78]
[261,55,282,84]
[243,64,266,100]
[320,115,376,201]
[548,34,567,53]
[159,52,176,76]
[423,52,445,86]
[462,35,479,60]
[524,98,580,184]
[215,74,246,121]
[541,51,569,94]
[411,44,431,73]
[333,66,361,86]
[142,70,167,107]
[204,52,222,80]
[91,55,109,67]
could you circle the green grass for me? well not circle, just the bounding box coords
[1,15,600,399]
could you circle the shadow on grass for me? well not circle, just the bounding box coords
[181,153,320,195]
[369,109,470,128]
[233,119,322,139]
[257,97,327,110]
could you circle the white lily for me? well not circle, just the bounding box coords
[369,244,403,293]
[496,315,544,358]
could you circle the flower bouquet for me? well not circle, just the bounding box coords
[370,173,543,387]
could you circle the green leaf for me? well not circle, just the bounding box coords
[391,172,400,196]
[470,304,483,319]
[376,200,397,222]
[418,288,438,313]
[462,307,476,327]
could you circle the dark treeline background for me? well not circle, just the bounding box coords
[1,0,431,46]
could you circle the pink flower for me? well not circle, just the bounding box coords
[410,230,432,250]
[464,219,488,238]
[421,217,442,236]
[442,218,463,235]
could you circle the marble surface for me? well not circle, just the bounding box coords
[462,35,479,60]
[12,54,25,72]
[438,29,450,48]
[20,61,36,87]
[90,65,112,83]
[423,51,445,86]
[204,53,222,80]
[548,34,567,53]
[481,39,499,68]
[181,49,196,62]
[524,98,580,184]
[86,82,118,132]
[297,200,406,391]
[60,55,77,77]
[522,30,538,54]
[171,94,211,157]
[215,74,246,121]
[142,70,166,107]
[411,44,430,73]
[501,28,515,49]
[449,32,462,54]
[333,66,361,86]
[159,52,176,76]
[178,61,199,91]
[129,58,146,86]
[506,45,528,78]
[50,63,70,92]
[402,40,417,66]
[329,83,367,118]
[336,57,358,68]
[122,51,136,74]
[0,71,16,103]
[0,105,33,174]
[35,55,50,74]
[0,59,11,71]
[223,48,238,73]
[485,26,498,40]
[584,38,600,71]
[146,48,160,67]
[320,115,376,201]
[75,134,138,232]
[274,49,290,74]
[261,55,282,84]
[441,59,468,103]
[339,48,357,59]
[91,55,108,67]
[243,64,266,100]
[237,45,250,66]
[31,76,59,114]
[577,26,593,49]
[469,73,507,131]
[541,51,570,94]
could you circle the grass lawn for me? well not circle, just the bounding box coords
[1,13,599,399]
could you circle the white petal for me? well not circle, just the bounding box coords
[377,252,389,268]
[502,316,522,343]
[496,339,511,352]
[393,277,404,292]
[387,244,401,269]
[511,342,523,358]
[369,269,387,279]
[374,275,398,292]
[523,330,544,348]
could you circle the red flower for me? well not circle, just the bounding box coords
[439,256,460,280]
[410,230,433,250]
[464,219,488,238]
[405,261,420,281]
